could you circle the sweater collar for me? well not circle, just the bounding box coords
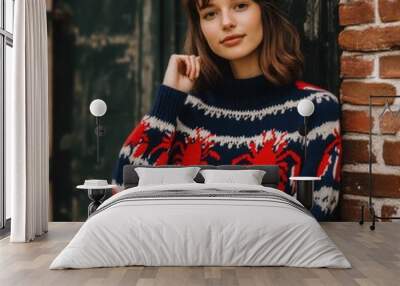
[226,73,272,89]
[215,73,290,97]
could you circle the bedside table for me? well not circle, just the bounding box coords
[289,176,321,210]
[77,180,116,217]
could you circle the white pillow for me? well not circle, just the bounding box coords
[200,169,266,185]
[135,167,201,186]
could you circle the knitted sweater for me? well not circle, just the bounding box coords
[112,75,342,220]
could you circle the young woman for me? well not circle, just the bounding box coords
[112,0,342,221]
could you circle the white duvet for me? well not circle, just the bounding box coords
[50,183,351,269]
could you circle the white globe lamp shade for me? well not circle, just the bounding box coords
[90,99,107,117]
[297,99,315,117]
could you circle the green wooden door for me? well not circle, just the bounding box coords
[51,0,340,221]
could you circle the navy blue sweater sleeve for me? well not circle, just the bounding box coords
[149,84,189,123]
[111,85,188,190]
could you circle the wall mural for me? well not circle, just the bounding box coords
[50,0,339,221]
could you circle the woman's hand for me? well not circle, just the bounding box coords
[162,54,201,93]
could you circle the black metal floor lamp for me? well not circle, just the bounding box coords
[359,95,400,230]
[289,99,321,210]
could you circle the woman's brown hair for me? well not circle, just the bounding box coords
[181,0,304,93]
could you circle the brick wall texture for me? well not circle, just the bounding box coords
[338,0,400,221]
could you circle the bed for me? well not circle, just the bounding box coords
[49,164,351,269]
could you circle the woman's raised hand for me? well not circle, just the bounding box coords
[162,54,201,93]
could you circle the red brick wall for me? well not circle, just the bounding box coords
[339,0,400,221]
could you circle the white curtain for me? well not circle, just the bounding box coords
[7,0,49,242]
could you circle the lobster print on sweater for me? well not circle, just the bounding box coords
[112,75,342,221]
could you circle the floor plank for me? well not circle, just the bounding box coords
[0,222,399,286]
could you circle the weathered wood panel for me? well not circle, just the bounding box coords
[51,0,161,221]
[276,0,340,93]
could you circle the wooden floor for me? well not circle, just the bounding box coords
[0,222,399,286]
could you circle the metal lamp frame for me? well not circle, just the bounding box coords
[359,95,400,230]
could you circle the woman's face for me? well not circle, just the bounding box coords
[198,0,263,61]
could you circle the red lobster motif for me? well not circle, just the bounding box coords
[317,128,342,182]
[231,130,302,191]
[171,128,221,165]
[149,131,176,165]
[295,80,324,91]
[123,120,151,159]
